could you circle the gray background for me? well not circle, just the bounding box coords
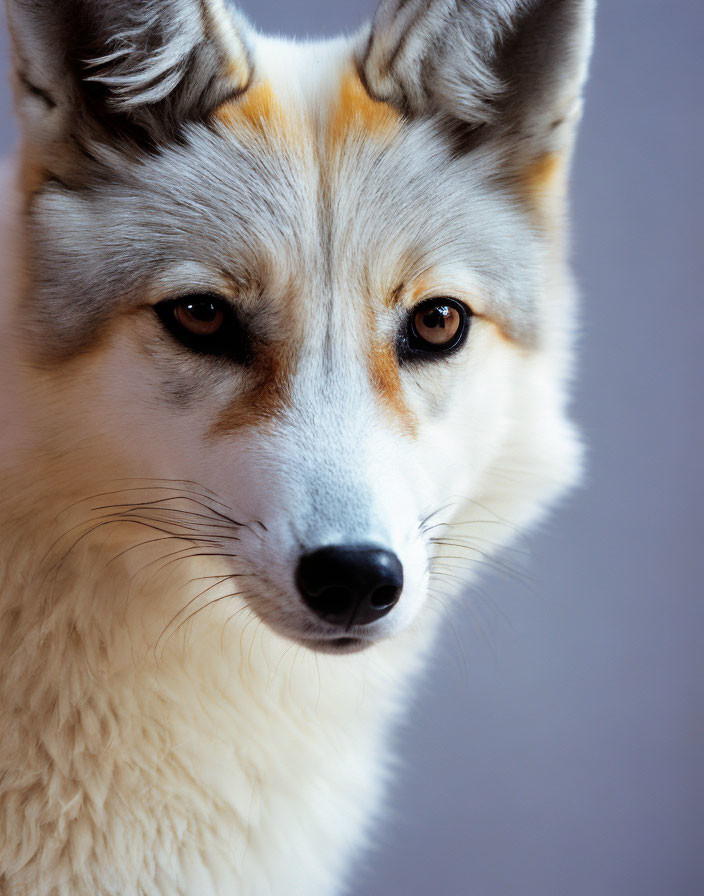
[1,2,702,894]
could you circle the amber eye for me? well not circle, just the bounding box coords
[154,295,250,363]
[404,298,471,358]
[174,299,225,336]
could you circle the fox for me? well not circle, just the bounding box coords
[0,0,595,893]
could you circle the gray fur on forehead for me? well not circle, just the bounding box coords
[27,115,544,358]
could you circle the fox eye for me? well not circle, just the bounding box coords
[402,298,471,359]
[174,299,225,336]
[154,296,249,362]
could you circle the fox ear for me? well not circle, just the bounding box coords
[6,0,252,177]
[360,0,595,165]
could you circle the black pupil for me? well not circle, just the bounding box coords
[422,306,451,330]
[185,301,218,322]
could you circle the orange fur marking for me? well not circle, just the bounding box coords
[328,69,402,150]
[523,152,564,194]
[215,80,294,143]
[409,277,435,308]
[210,346,293,435]
[20,159,50,196]
[385,273,446,311]
[215,70,401,156]
[369,343,417,437]
[521,152,567,223]
[384,281,407,310]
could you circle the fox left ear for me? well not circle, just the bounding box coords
[360,0,595,176]
[6,0,252,180]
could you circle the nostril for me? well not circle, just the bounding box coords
[296,544,403,627]
[370,585,400,610]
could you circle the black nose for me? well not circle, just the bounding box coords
[296,545,403,627]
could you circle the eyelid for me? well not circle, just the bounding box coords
[410,296,473,321]
[412,296,473,314]
[150,291,234,310]
[145,263,240,306]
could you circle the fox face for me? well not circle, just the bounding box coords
[4,0,592,653]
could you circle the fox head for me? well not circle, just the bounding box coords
[2,0,593,654]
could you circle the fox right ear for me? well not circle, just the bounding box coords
[361,0,595,165]
[6,0,252,180]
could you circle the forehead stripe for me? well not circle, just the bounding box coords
[328,69,403,148]
[368,342,418,438]
[214,80,291,141]
[213,68,402,159]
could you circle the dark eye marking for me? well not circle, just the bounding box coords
[154,295,250,363]
[397,297,472,362]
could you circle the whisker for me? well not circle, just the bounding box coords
[418,500,458,532]
[158,588,250,657]
[428,544,536,590]
[429,535,531,559]
[38,517,199,595]
[425,592,470,684]
[77,478,234,509]
[163,573,254,637]
[423,518,515,535]
[430,556,537,594]
[221,601,255,652]
[93,497,248,533]
[271,639,298,688]
[107,534,198,566]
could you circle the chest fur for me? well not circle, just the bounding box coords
[0,536,429,896]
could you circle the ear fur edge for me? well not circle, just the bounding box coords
[6,0,254,163]
[358,0,596,153]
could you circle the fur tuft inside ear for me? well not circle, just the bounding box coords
[6,0,252,171]
[361,0,524,121]
[81,0,251,113]
[360,0,595,161]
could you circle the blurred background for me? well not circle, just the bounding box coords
[1,2,701,894]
